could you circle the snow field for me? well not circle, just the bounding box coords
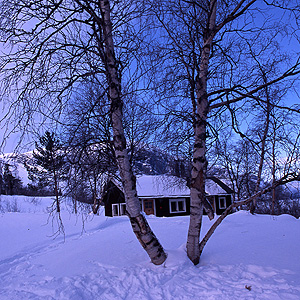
[0,195,299,299]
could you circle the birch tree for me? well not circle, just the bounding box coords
[0,0,167,264]
[147,0,300,264]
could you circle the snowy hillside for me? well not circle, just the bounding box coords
[0,195,300,299]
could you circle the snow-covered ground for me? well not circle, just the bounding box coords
[0,195,299,300]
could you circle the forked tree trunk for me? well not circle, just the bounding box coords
[186,0,217,265]
[99,0,167,265]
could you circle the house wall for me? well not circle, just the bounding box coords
[103,181,232,217]
[103,182,125,217]
[203,195,232,215]
[214,195,232,215]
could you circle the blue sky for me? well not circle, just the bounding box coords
[0,1,299,154]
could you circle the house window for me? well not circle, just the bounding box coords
[144,201,153,209]
[219,197,226,209]
[120,203,126,215]
[169,198,186,213]
[112,203,126,216]
[112,204,119,216]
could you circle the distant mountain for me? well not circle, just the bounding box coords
[1,144,191,192]
[132,144,191,182]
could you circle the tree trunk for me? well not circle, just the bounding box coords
[250,81,271,214]
[73,195,78,214]
[53,169,60,213]
[186,0,217,265]
[271,128,276,215]
[73,171,78,214]
[99,0,167,265]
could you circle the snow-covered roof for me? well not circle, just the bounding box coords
[120,175,231,198]
[205,179,229,195]
[136,175,190,198]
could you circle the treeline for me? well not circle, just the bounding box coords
[2,128,299,218]
[0,160,55,197]
[0,162,23,195]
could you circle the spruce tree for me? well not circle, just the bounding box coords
[2,163,23,195]
[27,131,67,212]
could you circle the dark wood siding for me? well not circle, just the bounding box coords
[215,195,232,215]
[103,180,232,217]
[155,198,169,217]
[103,181,125,217]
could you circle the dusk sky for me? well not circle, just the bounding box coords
[0,1,299,154]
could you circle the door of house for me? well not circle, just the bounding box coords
[143,199,155,215]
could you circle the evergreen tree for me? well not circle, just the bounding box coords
[26,131,67,212]
[2,163,23,195]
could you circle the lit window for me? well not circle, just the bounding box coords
[169,198,186,213]
[219,197,226,209]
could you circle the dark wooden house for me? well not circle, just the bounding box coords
[102,175,233,217]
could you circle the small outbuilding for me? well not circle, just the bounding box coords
[102,175,233,217]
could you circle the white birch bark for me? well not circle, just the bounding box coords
[99,0,167,265]
[186,0,217,265]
